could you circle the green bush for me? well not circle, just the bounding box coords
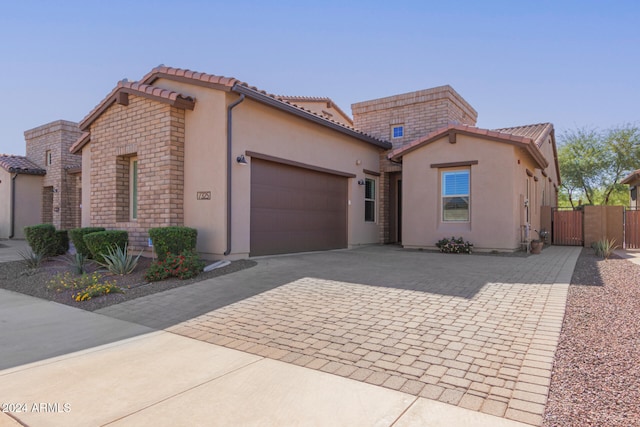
[69,227,106,257]
[148,226,198,261]
[83,230,129,264]
[144,250,205,282]
[56,230,69,255]
[435,236,473,254]
[24,224,58,257]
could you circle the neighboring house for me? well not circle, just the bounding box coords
[387,123,560,251]
[621,169,640,208]
[0,155,45,239]
[71,66,560,257]
[0,120,83,238]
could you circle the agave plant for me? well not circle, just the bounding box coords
[97,244,142,275]
[64,252,90,274]
[592,238,618,260]
[18,248,45,269]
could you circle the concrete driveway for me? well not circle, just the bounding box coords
[1,244,580,426]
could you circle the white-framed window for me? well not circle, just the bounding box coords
[130,157,138,220]
[365,178,376,222]
[392,125,404,139]
[442,169,470,222]
[45,150,52,166]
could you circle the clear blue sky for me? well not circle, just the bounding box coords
[1,0,638,155]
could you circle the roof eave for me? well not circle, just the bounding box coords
[232,84,391,150]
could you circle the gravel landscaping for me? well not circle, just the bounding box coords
[544,249,640,427]
[0,255,256,312]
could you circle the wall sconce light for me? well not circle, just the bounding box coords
[357,179,365,186]
[236,155,248,166]
[52,188,59,193]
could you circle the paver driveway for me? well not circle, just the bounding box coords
[100,245,580,426]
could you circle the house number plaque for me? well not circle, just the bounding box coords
[197,191,211,200]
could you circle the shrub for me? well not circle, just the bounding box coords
[69,227,106,258]
[98,243,142,275]
[83,230,128,264]
[592,238,618,259]
[18,248,45,269]
[55,230,69,255]
[23,224,58,257]
[144,250,205,282]
[436,236,473,254]
[64,253,90,275]
[148,226,198,261]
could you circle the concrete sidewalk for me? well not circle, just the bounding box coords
[0,314,529,427]
[0,239,29,263]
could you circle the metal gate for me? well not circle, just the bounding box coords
[625,209,640,249]
[553,209,584,246]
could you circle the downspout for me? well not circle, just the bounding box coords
[9,173,17,239]
[224,93,245,256]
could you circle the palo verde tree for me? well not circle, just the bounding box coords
[558,124,640,207]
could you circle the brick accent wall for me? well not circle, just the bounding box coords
[352,86,478,243]
[87,95,186,251]
[24,120,83,230]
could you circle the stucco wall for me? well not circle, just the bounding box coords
[0,169,11,237]
[14,174,44,238]
[401,134,521,251]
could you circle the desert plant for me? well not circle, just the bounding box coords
[144,249,205,282]
[148,226,198,261]
[592,238,618,259]
[73,281,122,302]
[23,224,58,257]
[83,230,128,264]
[436,236,473,254]
[69,227,106,258]
[64,252,90,275]
[18,248,45,269]
[98,243,142,275]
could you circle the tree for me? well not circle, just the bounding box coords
[558,124,640,207]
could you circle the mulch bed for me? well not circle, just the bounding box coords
[543,249,640,426]
[0,254,256,312]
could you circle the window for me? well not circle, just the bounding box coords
[392,125,404,139]
[365,178,376,222]
[442,169,469,222]
[130,158,138,220]
[45,150,52,166]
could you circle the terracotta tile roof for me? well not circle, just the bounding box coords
[0,154,46,175]
[621,169,640,184]
[278,95,354,125]
[69,132,90,154]
[141,65,238,88]
[388,123,549,169]
[493,123,554,147]
[78,81,195,132]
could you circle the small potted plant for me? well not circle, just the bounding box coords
[530,229,548,254]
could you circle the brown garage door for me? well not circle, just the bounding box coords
[250,158,347,256]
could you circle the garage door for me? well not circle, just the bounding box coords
[250,158,348,256]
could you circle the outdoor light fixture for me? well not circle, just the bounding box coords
[357,179,365,185]
[236,155,248,165]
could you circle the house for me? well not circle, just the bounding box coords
[71,66,560,257]
[621,169,640,208]
[0,120,83,238]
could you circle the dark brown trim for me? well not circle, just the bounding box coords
[430,160,478,169]
[363,169,381,176]
[246,151,356,178]
[548,177,552,183]
[534,176,539,182]
[117,92,129,106]
[541,169,548,177]
[526,168,533,177]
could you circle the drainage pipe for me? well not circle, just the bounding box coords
[9,173,17,238]
[224,94,245,256]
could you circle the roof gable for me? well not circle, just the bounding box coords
[0,154,46,175]
[622,169,640,185]
[388,123,549,169]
